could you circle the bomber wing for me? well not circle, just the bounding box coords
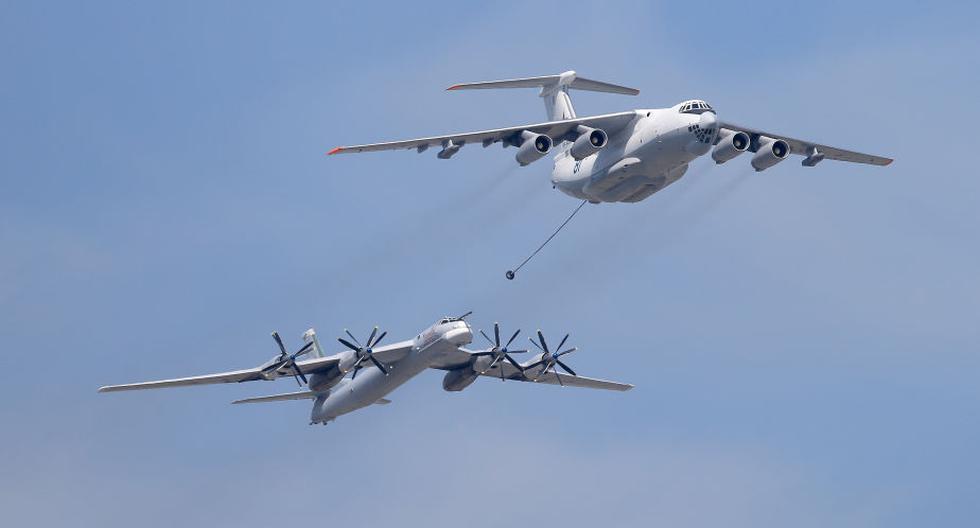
[430,351,632,392]
[98,340,414,393]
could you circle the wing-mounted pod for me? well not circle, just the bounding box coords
[802,146,825,167]
[569,125,608,160]
[437,139,462,159]
[514,130,553,166]
[751,136,790,171]
[712,130,750,164]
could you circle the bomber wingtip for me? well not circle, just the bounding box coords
[326,147,344,156]
[446,84,462,91]
[97,386,110,393]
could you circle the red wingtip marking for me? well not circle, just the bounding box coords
[327,147,343,155]
[447,84,462,91]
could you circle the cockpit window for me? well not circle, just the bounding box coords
[439,318,451,324]
[680,100,714,114]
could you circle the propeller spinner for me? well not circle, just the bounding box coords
[471,322,528,381]
[337,326,390,380]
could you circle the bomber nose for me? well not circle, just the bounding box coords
[445,323,473,346]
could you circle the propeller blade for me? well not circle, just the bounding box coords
[338,338,361,352]
[479,329,495,348]
[536,330,550,354]
[529,337,544,353]
[366,327,378,348]
[271,331,287,357]
[368,355,389,375]
[504,354,524,372]
[524,357,546,370]
[292,341,315,360]
[494,323,501,347]
[289,363,306,386]
[556,347,577,357]
[555,369,564,386]
[505,329,521,349]
[351,365,361,380]
[456,311,473,320]
[554,334,570,356]
[293,363,309,384]
[371,330,387,348]
[556,359,576,377]
[344,329,362,347]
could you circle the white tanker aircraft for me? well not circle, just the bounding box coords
[329,70,892,205]
[98,314,631,424]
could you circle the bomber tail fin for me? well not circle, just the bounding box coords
[302,328,324,358]
[447,70,639,121]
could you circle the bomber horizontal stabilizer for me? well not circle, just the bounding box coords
[232,391,317,404]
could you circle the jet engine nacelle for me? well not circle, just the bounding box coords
[307,350,357,392]
[569,126,608,160]
[711,131,750,164]
[751,136,790,171]
[515,131,552,166]
[442,367,479,392]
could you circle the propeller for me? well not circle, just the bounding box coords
[337,326,390,380]
[471,322,528,381]
[526,330,578,386]
[267,331,316,386]
[449,310,473,322]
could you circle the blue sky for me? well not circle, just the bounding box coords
[2,1,978,526]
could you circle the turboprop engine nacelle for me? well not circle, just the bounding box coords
[751,136,790,171]
[442,367,479,392]
[570,126,608,160]
[307,350,357,392]
[712,131,750,164]
[515,131,552,166]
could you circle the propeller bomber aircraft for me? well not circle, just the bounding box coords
[98,313,632,424]
[330,70,892,205]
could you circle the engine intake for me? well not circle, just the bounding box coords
[711,131,750,164]
[515,131,552,166]
[751,136,790,171]
[570,126,607,160]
